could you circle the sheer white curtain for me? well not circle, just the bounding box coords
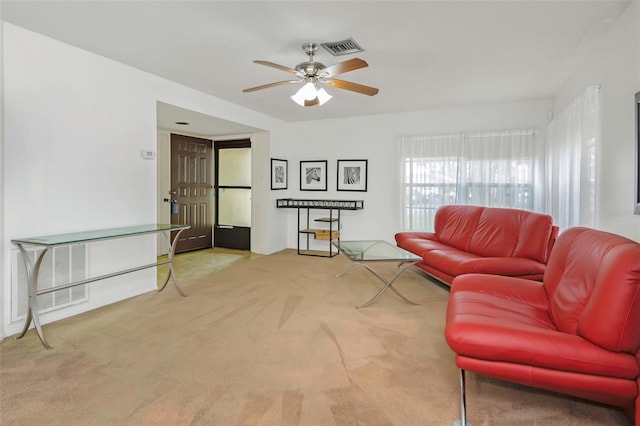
[545,85,600,230]
[400,128,537,231]
[464,129,538,209]
[399,133,462,230]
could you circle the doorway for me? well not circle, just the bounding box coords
[170,133,213,253]
[214,139,251,250]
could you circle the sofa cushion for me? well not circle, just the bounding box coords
[423,249,480,275]
[468,207,555,263]
[424,249,546,277]
[434,205,484,251]
[544,227,640,353]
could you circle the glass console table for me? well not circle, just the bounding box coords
[332,240,422,309]
[11,224,190,349]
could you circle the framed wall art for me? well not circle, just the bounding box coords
[300,160,327,191]
[271,158,288,190]
[337,159,368,192]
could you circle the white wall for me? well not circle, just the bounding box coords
[2,23,286,339]
[553,2,640,241]
[278,100,552,249]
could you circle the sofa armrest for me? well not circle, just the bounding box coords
[545,225,559,263]
[395,231,438,243]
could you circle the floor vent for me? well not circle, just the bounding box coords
[321,38,364,56]
[11,245,89,323]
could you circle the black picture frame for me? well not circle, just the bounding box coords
[271,158,288,190]
[337,159,368,192]
[300,160,327,191]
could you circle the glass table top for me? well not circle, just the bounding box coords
[332,240,421,262]
[11,224,190,247]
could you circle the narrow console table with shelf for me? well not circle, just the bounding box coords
[11,223,190,349]
[276,199,364,257]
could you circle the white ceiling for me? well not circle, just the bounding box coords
[2,0,632,136]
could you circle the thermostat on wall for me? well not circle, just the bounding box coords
[140,149,156,160]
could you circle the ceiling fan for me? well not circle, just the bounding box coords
[243,42,379,107]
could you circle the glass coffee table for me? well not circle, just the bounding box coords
[332,240,422,309]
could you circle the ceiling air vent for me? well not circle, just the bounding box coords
[321,38,364,56]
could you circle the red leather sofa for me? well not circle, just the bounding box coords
[395,205,558,284]
[445,227,640,424]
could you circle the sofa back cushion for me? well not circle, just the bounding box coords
[434,205,555,262]
[469,208,554,262]
[434,205,484,251]
[544,227,640,353]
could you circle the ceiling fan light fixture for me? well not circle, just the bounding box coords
[290,81,316,106]
[291,80,331,107]
[316,87,332,106]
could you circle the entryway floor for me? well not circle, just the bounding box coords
[157,247,263,285]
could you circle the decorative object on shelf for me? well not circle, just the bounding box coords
[300,160,328,191]
[271,158,288,190]
[337,159,368,192]
[315,230,340,241]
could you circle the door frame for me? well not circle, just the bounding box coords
[157,132,172,255]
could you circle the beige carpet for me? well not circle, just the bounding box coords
[0,249,630,425]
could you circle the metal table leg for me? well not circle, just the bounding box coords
[15,244,53,349]
[338,260,420,309]
[158,228,187,296]
[335,262,356,278]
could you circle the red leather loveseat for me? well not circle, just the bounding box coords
[445,227,640,424]
[395,205,558,284]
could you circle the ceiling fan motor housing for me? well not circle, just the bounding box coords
[297,43,324,77]
[296,61,325,77]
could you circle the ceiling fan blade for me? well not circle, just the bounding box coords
[243,80,300,93]
[320,58,368,78]
[324,79,379,96]
[254,60,303,76]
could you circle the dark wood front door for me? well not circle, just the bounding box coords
[170,134,213,253]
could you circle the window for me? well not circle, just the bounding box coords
[403,157,460,231]
[400,129,537,231]
[466,158,534,209]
